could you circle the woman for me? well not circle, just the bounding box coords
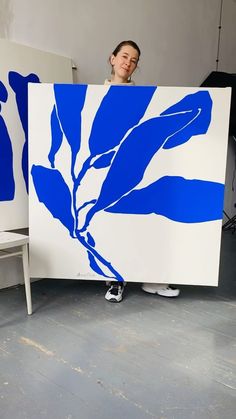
[104,40,180,302]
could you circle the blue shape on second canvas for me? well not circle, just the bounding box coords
[0,80,15,201]
[9,71,40,193]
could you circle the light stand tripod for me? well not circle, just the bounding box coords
[223,211,236,233]
[222,135,236,233]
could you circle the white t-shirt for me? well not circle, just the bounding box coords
[104,78,135,86]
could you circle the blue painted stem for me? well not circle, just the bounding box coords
[72,158,122,281]
[77,199,97,219]
[75,156,92,189]
[75,230,124,281]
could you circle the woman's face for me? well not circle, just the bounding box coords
[110,45,139,82]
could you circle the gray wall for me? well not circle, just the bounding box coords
[0,0,236,288]
[219,0,236,73]
[1,0,234,86]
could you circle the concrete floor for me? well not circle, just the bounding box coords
[0,231,236,419]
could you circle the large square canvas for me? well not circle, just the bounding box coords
[0,39,73,230]
[29,84,231,285]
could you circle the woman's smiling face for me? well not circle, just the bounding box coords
[110,45,139,83]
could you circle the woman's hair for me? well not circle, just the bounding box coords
[111,40,141,59]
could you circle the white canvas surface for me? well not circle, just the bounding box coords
[29,84,231,285]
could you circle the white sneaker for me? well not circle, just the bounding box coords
[105,283,124,303]
[142,283,180,297]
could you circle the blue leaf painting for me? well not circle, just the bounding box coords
[92,150,116,169]
[0,116,15,201]
[87,251,111,278]
[31,165,74,235]
[9,71,40,192]
[0,80,15,201]
[48,106,63,168]
[161,91,212,149]
[9,72,40,137]
[83,92,212,229]
[105,176,224,223]
[54,84,87,163]
[87,232,95,247]
[0,80,8,103]
[31,85,223,282]
[88,86,157,156]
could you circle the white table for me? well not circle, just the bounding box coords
[0,232,32,315]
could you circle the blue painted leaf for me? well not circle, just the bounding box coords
[0,81,14,201]
[105,176,224,223]
[87,251,110,278]
[48,106,63,168]
[88,86,157,156]
[92,150,116,169]
[31,165,74,234]
[9,71,40,192]
[0,116,15,201]
[87,232,95,247]
[22,141,28,192]
[75,232,123,281]
[54,84,87,158]
[83,109,204,229]
[0,80,8,103]
[161,91,212,149]
[9,72,40,138]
